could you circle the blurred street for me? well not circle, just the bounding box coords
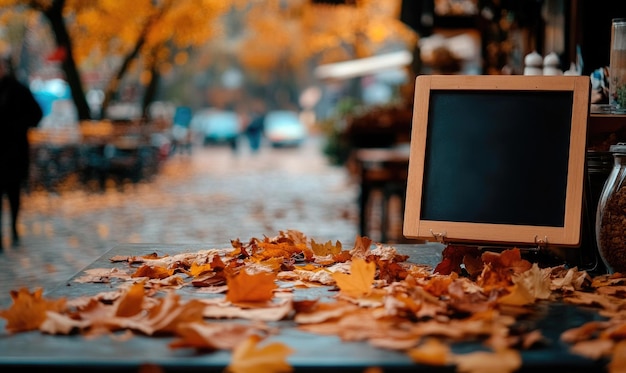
[0,135,360,307]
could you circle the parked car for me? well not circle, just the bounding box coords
[190,109,240,146]
[263,110,307,147]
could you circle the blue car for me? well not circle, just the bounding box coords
[190,109,241,146]
[263,110,307,147]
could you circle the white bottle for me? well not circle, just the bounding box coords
[524,51,543,75]
[543,52,563,76]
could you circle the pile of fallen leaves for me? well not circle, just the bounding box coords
[2,230,626,373]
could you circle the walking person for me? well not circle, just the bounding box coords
[245,100,266,153]
[0,56,43,250]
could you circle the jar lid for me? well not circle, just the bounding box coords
[610,142,626,153]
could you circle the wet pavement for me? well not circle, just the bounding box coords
[0,136,361,307]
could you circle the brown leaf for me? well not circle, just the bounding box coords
[433,245,481,275]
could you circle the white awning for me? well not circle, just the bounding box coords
[314,50,413,80]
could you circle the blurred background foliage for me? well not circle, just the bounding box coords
[0,0,417,122]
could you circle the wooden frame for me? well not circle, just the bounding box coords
[403,75,590,247]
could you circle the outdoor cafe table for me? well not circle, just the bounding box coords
[0,243,609,372]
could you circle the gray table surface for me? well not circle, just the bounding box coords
[0,243,607,372]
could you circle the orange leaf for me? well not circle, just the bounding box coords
[311,239,342,257]
[452,349,522,373]
[226,271,277,304]
[332,258,376,298]
[188,262,215,277]
[407,338,451,366]
[227,334,293,373]
[115,282,146,317]
[608,340,626,373]
[0,288,66,333]
[131,264,174,279]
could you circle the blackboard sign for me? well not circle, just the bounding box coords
[403,75,591,247]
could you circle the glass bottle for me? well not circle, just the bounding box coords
[596,143,626,273]
[609,18,626,113]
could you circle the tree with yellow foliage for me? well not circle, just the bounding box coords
[67,0,232,119]
[0,0,415,121]
[0,0,232,120]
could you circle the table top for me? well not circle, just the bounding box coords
[0,243,609,372]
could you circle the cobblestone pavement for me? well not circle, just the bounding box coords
[0,136,361,307]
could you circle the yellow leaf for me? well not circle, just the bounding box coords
[311,239,342,257]
[227,334,293,373]
[332,258,376,298]
[497,283,535,306]
[188,262,214,277]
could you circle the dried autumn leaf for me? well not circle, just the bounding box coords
[226,270,277,304]
[169,322,265,351]
[609,340,626,373]
[0,288,66,333]
[115,282,146,317]
[434,245,481,275]
[482,248,532,274]
[452,349,522,373]
[311,239,342,257]
[349,235,373,259]
[407,338,451,366]
[227,334,293,373]
[570,338,614,360]
[498,264,551,306]
[137,293,206,335]
[131,264,175,279]
[40,311,90,335]
[188,262,214,277]
[550,266,591,291]
[332,257,376,298]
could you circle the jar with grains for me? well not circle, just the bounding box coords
[596,143,626,273]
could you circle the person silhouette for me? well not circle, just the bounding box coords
[0,56,43,250]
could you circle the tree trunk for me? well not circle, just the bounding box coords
[42,0,91,121]
[99,39,145,120]
[141,64,160,121]
[98,8,163,120]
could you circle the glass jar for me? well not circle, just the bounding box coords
[596,143,626,273]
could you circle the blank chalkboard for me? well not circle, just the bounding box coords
[403,75,590,247]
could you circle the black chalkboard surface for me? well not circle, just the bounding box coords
[403,75,591,247]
